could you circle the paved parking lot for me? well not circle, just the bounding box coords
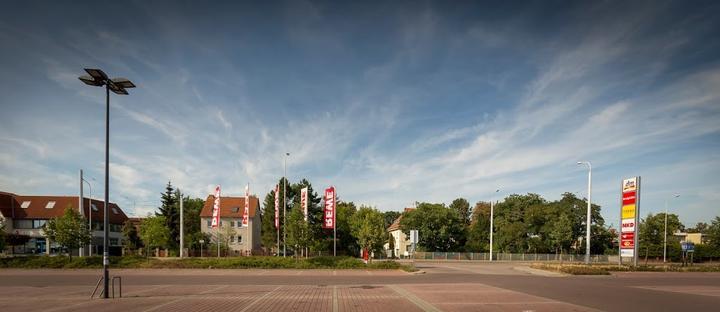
[0,263,718,311]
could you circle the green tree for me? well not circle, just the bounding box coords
[156,182,179,250]
[639,213,683,258]
[383,211,401,228]
[139,215,170,257]
[179,196,205,251]
[43,206,92,259]
[449,198,472,225]
[688,222,709,234]
[285,208,311,258]
[465,201,490,252]
[260,189,279,253]
[219,222,236,256]
[336,201,358,256]
[400,202,466,251]
[122,220,142,253]
[350,206,386,257]
[0,219,6,252]
[291,179,322,251]
[547,213,574,254]
[707,216,720,248]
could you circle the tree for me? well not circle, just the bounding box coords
[639,213,684,258]
[400,203,466,251]
[290,179,322,251]
[383,211,401,229]
[139,215,170,257]
[260,189,279,253]
[0,219,6,252]
[465,201,490,252]
[179,196,205,252]
[156,182,179,251]
[547,213,574,254]
[336,201,358,256]
[122,220,142,253]
[688,222,709,234]
[449,198,472,225]
[350,206,386,258]
[707,216,720,248]
[219,222,236,256]
[285,208,311,258]
[43,206,92,259]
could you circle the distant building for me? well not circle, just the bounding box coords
[0,191,128,255]
[199,195,261,255]
[385,207,415,258]
[673,232,708,245]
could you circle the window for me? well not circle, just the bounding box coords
[45,201,55,209]
[237,221,242,228]
[237,235,243,244]
[231,207,239,213]
[91,203,98,212]
[32,220,46,228]
[109,238,119,246]
[21,201,31,209]
[207,219,212,227]
[230,236,235,243]
[112,207,119,215]
[230,221,235,227]
[13,219,32,229]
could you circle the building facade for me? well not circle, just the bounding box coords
[0,191,128,256]
[199,195,262,255]
[385,207,415,258]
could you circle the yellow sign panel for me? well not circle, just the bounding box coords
[622,204,636,219]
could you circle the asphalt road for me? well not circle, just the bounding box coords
[0,262,718,311]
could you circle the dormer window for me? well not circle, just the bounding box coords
[45,201,56,209]
[231,207,240,213]
[21,201,31,208]
[91,203,98,212]
[112,207,119,215]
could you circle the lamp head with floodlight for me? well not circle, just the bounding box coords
[78,68,135,95]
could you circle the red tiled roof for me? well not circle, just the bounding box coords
[0,191,128,224]
[199,195,260,218]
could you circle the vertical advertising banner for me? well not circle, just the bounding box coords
[211,185,221,228]
[242,183,250,227]
[323,186,336,229]
[274,184,280,229]
[620,177,639,258]
[301,187,309,221]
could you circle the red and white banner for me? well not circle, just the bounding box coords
[242,183,250,227]
[323,186,336,229]
[211,185,221,228]
[274,184,280,229]
[301,187,308,221]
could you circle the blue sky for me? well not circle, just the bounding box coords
[1,1,719,228]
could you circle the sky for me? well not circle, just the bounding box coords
[1,1,719,228]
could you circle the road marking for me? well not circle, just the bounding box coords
[388,285,440,312]
[332,285,339,312]
[240,285,281,312]
[142,285,228,312]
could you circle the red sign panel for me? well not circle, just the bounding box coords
[323,186,336,229]
[620,232,635,248]
[622,191,637,206]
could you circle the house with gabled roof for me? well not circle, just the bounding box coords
[199,194,262,255]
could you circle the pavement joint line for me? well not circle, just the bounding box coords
[240,285,281,312]
[124,285,174,296]
[388,284,440,312]
[141,284,229,312]
[332,285,338,312]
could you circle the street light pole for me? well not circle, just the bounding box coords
[79,68,135,299]
[664,194,680,263]
[82,177,93,256]
[489,189,499,262]
[577,161,592,264]
[283,152,289,258]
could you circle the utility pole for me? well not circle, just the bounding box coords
[489,189,499,262]
[180,189,184,258]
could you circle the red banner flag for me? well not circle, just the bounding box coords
[243,183,250,226]
[274,184,280,229]
[323,186,336,229]
[211,185,221,228]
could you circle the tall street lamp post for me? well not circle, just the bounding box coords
[664,194,680,263]
[79,68,135,299]
[577,161,592,264]
[489,189,499,262]
[283,152,289,257]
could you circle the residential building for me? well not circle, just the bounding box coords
[673,232,708,245]
[199,194,261,255]
[0,191,128,256]
[385,207,415,258]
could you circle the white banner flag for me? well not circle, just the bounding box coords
[243,183,250,227]
[211,185,221,228]
[301,187,308,222]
